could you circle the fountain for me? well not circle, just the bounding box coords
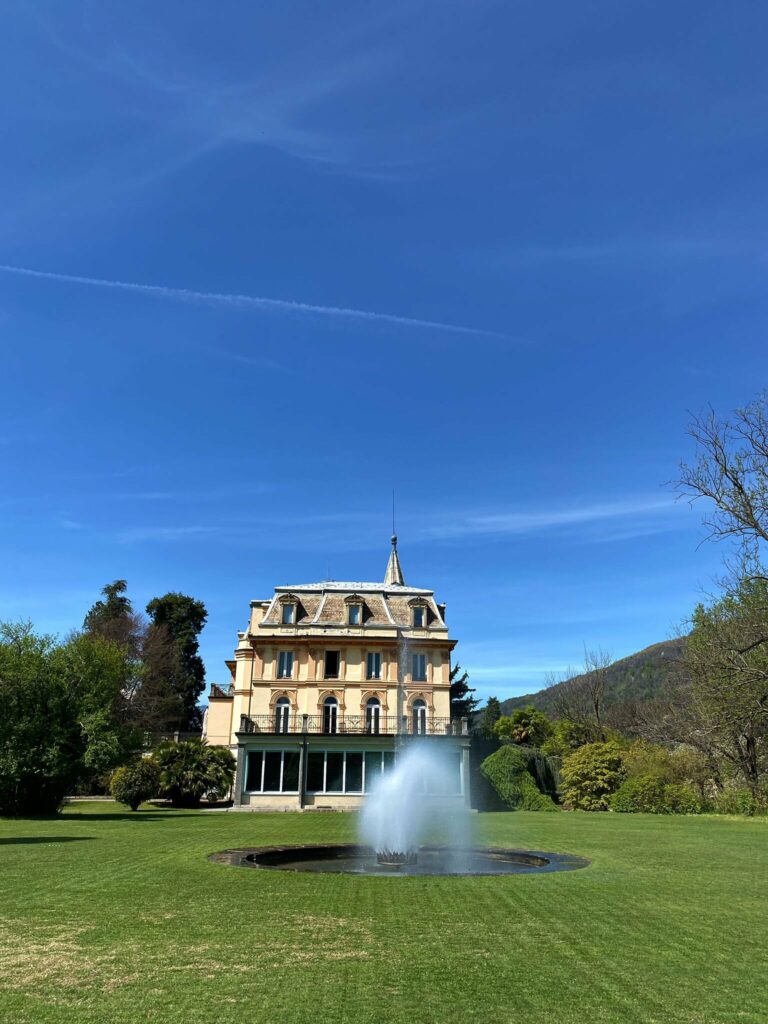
[210,740,590,876]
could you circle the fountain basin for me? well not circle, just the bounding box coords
[209,844,590,876]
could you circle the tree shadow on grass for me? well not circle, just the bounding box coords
[58,811,202,821]
[0,836,95,845]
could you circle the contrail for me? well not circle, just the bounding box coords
[0,263,504,338]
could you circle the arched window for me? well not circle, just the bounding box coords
[365,697,381,735]
[323,695,338,734]
[274,696,291,734]
[412,699,427,736]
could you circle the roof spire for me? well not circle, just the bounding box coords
[384,532,405,586]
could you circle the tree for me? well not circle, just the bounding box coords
[551,648,612,740]
[477,696,501,738]
[450,663,480,718]
[83,580,143,656]
[561,742,626,811]
[110,758,160,811]
[0,623,133,815]
[154,739,235,808]
[681,578,768,792]
[145,593,207,731]
[494,706,553,746]
[675,393,768,568]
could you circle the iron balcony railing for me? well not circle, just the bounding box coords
[237,714,468,737]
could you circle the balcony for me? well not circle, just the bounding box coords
[237,714,468,737]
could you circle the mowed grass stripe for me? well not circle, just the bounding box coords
[0,804,766,1023]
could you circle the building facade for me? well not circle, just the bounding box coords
[204,538,470,810]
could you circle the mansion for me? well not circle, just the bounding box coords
[204,537,471,810]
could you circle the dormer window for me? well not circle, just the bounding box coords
[278,594,299,625]
[344,593,365,626]
[413,606,425,628]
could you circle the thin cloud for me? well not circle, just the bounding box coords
[422,497,679,540]
[0,263,503,339]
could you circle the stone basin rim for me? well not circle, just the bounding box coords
[208,843,591,875]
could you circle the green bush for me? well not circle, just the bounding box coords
[611,775,668,813]
[561,742,626,811]
[663,783,702,815]
[711,788,768,817]
[110,758,160,811]
[154,739,235,808]
[479,745,559,811]
[493,706,553,746]
[610,776,703,815]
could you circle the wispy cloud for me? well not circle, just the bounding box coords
[421,497,679,541]
[0,263,502,338]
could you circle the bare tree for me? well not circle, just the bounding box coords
[551,648,612,740]
[675,393,768,571]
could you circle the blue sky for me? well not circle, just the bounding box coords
[1,1,766,701]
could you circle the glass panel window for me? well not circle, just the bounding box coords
[277,651,294,679]
[283,751,300,792]
[366,652,381,680]
[412,699,427,735]
[346,752,363,792]
[363,751,383,791]
[413,606,425,628]
[307,752,325,792]
[282,604,295,625]
[323,697,338,734]
[274,697,291,733]
[382,751,395,774]
[245,751,263,791]
[365,698,381,735]
[324,650,340,679]
[412,653,427,681]
[348,604,361,625]
[326,752,344,792]
[245,750,301,793]
[263,751,282,792]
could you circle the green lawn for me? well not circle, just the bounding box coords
[0,804,766,1024]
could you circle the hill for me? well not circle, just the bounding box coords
[499,637,686,717]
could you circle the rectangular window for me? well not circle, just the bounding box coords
[307,752,325,792]
[324,650,340,679]
[366,652,381,680]
[345,752,363,793]
[263,751,282,791]
[326,752,344,792]
[282,751,300,792]
[412,653,427,681]
[277,651,294,679]
[245,751,263,791]
[413,606,425,628]
[348,604,361,625]
[244,750,300,793]
[282,604,295,625]
[305,751,385,794]
[363,751,382,792]
[382,751,395,774]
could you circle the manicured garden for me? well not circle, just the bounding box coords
[1,803,766,1024]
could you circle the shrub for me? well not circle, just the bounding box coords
[154,739,235,808]
[541,719,598,758]
[561,742,626,810]
[110,758,160,811]
[479,745,559,811]
[711,788,768,817]
[663,783,702,815]
[493,706,553,747]
[611,776,704,815]
[611,775,668,813]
